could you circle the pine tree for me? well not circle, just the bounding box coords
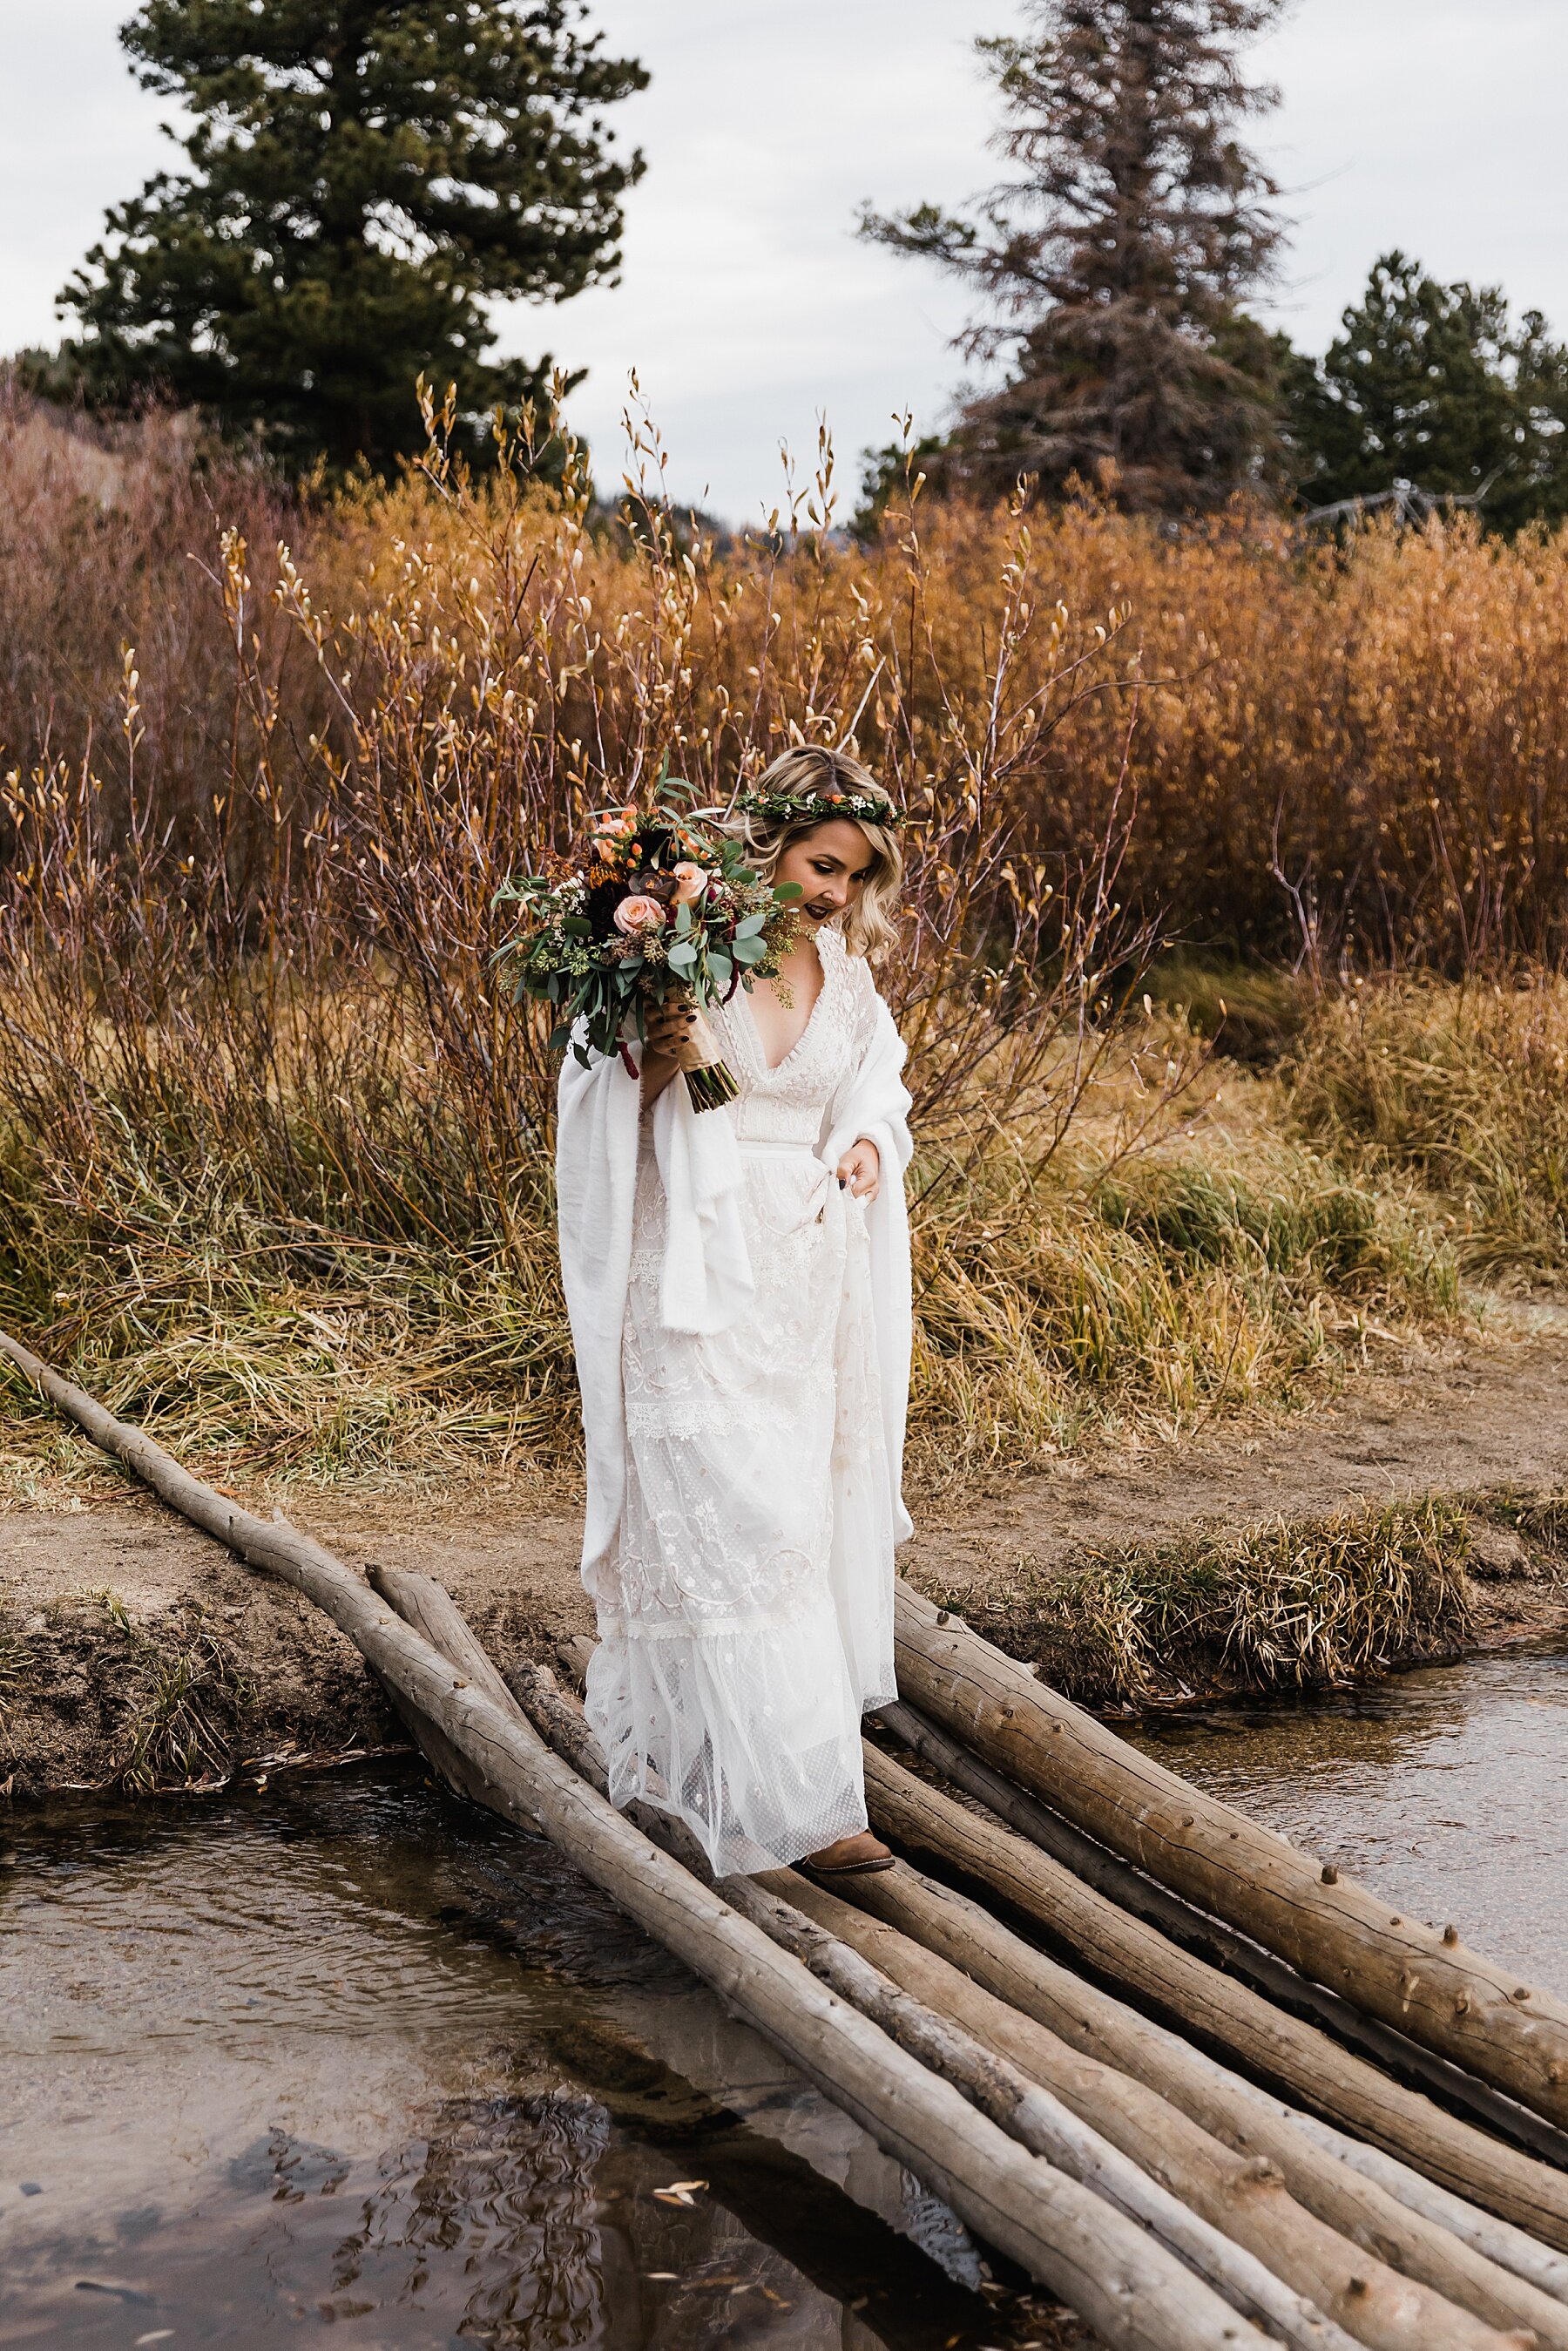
[862,0,1288,513]
[58,0,646,474]
[1285,251,1568,532]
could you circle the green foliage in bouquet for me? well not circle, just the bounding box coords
[494,776,800,1103]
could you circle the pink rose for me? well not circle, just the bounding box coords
[672,860,708,904]
[613,893,666,935]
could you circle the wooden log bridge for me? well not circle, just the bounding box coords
[6,1325,1568,2351]
[891,1586,1568,2128]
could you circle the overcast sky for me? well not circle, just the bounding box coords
[3,0,1565,520]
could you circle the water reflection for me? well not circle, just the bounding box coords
[330,2091,612,2344]
[1129,1647,1568,1993]
[0,1765,1083,2349]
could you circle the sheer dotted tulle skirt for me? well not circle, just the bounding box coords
[585,1137,897,1876]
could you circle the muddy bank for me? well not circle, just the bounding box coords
[9,1321,1568,1791]
[0,1493,594,1797]
[3,1473,1563,1794]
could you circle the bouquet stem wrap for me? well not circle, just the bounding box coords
[673,1002,740,1112]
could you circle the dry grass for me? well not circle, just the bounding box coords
[1289,973,1568,1281]
[53,1592,254,1792]
[115,1623,247,1792]
[958,1496,1477,1704]
[1,389,1565,1501]
[906,1052,1458,1481]
[0,984,1462,1494]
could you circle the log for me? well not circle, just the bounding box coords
[893,1583,1568,2131]
[878,1697,1568,2174]
[250,1570,1568,2341]
[0,1334,1276,2351]
[374,1566,720,1901]
[723,1901,1348,2351]
[842,1858,1566,2346]
[862,1736,1568,2248]
[1274,2109,1568,2310]
[509,1623,1566,2349]
[489,1640,1356,2351]
[778,1873,1538,2351]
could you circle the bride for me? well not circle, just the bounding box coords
[555,745,914,1878]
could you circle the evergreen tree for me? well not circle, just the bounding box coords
[862,0,1288,513]
[57,0,645,474]
[1286,251,1568,532]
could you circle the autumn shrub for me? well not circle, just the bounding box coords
[12,384,1568,966]
[0,389,1551,1493]
[0,378,315,867]
[0,396,1163,1483]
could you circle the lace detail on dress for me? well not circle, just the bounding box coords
[584,921,898,1874]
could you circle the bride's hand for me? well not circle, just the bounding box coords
[642,996,695,1060]
[637,994,696,1102]
[836,1138,881,1202]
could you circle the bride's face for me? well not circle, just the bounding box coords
[777,819,875,928]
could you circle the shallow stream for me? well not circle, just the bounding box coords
[0,1767,1024,2350]
[3,1645,1565,2346]
[1128,1644,1568,1995]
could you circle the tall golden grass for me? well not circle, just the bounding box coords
[1291,972,1568,1280]
[0,385,1552,1493]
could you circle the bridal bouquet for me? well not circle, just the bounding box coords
[495,790,800,1110]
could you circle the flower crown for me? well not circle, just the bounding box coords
[733,786,904,830]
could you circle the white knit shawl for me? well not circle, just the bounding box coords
[555,993,915,1584]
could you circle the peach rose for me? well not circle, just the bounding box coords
[613,892,666,936]
[671,861,708,904]
[591,807,639,850]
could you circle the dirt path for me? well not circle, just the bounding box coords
[908,1306,1568,1606]
[5,1311,1568,1790]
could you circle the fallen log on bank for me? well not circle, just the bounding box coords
[878,1697,1568,2174]
[862,1736,1568,2249]
[878,1671,1568,2275]
[393,1576,1559,2351]
[893,1584,1568,2133]
[0,1332,1281,2351]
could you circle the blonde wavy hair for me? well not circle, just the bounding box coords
[725,746,903,961]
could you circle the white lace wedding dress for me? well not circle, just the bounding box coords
[579,925,903,1874]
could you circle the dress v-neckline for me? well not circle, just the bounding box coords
[742,936,831,1075]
